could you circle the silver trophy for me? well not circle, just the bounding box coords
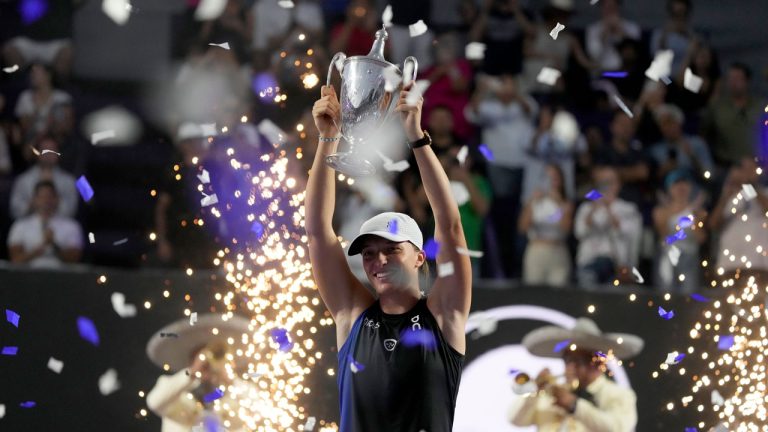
[325,27,418,176]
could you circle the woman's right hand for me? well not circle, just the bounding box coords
[312,85,341,138]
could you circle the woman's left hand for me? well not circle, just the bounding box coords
[395,83,425,142]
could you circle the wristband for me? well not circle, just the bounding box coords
[409,130,432,149]
[318,135,341,142]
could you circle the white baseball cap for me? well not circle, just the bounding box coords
[347,212,424,256]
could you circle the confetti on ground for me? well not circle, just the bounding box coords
[408,20,428,37]
[742,183,758,201]
[47,357,64,374]
[683,68,703,93]
[270,328,293,352]
[76,176,95,202]
[208,42,230,50]
[190,312,198,326]
[102,0,132,25]
[718,335,734,350]
[632,267,644,283]
[465,42,486,60]
[3,64,19,73]
[553,339,571,353]
[197,169,210,184]
[203,388,225,403]
[381,5,392,27]
[112,238,128,246]
[549,22,565,40]
[456,247,484,258]
[613,94,634,118]
[2,346,18,356]
[6,309,20,327]
[645,50,674,82]
[690,293,710,302]
[401,328,437,349]
[601,71,628,78]
[658,306,675,320]
[77,316,100,346]
[423,238,440,260]
[536,67,561,86]
[668,245,681,266]
[90,129,116,145]
[478,144,494,161]
[437,261,455,277]
[19,401,35,408]
[111,292,137,318]
[348,355,365,373]
[98,368,120,395]
[585,189,603,201]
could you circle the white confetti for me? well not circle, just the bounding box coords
[549,22,566,40]
[711,389,725,406]
[612,94,634,118]
[0,404,4,419]
[31,147,41,156]
[111,292,137,318]
[464,42,486,60]
[190,312,198,326]
[256,119,286,146]
[382,5,393,27]
[664,351,683,365]
[201,193,218,207]
[98,368,121,396]
[47,357,64,374]
[302,416,316,432]
[208,42,230,50]
[536,67,561,86]
[742,184,758,201]
[437,261,455,277]
[113,238,128,246]
[632,267,644,283]
[382,65,402,92]
[88,232,95,244]
[683,67,703,93]
[456,145,469,165]
[102,0,132,26]
[350,361,363,373]
[197,169,210,184]
[408,20,428,38]
[40,149,61,156]
[195,0,226,20]
[91,130,116,145]
[405,80,430,106]
[456,247,484,258]
[3,64,19,73]
[383,160,410,173]
[645,50,674,82]
[277,0,294,8]
[199,123,218,137]
[668,245,681,266]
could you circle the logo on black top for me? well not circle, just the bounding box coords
[383,339,397,351]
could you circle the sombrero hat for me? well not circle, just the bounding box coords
[146,314,252,372]
[522,317,644,360]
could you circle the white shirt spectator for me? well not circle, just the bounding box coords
[14,89,72,137]
[7,213,83,269]
[464,96,538,169]
[250,0,324,51]
[10,166,79,219]
[586,19,641,70]
[574,199,642,267]
[716,188,768,272]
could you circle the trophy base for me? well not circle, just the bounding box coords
[325,152,377,177]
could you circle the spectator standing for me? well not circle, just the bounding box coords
[585,0,641,71]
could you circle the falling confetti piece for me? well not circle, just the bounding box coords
[601,71,628,78]
[456,145,469,164]
[88,232,96,244]
[678,215,693,228]
[208,42,230,50]
[408,20,428,37]
[190,312,198,326]
[40,149,61,156]
[685,427,697,432]
[102,0,132,25]
[77,316,100,346]
[256,119,284,146]
[536,67,561,86]
[6,309,20,327]
[632,267,644,283]
[718,335,734,350]
[251,221,264,237]
[90,129,116,145]
[668,245,681,266]
[664,351,683,364]
[465,42,486,60]
[202,388,224,403]
[674,353,686,363]
[553,339,571,353]
[711,389,725,406]
[19,401,36,408]
[197,169,210,184]
[596,351,607,358]
[47,357,64,374]
[437,261,455,277]
[2,346,18,355]
[0,404,4,418]
[665,230,687,245]
[423,238,440,260]
[200,193,218,207]
[3,64,19,73]
[478,144,494,161]
[98,368,120,395]
[401,328,437,349]
[270,328,293,352]
[683,67,703,93]
[658,306,675,320]
[549,22,565,40]
[349,354,365,373]
[76,176,95,202]
[612,94,634,118]
[111,292,137,318]
[645,50,674,82]
[112,238,128,246]
[382,5,393,27]
[585,189,603,201]
[742,184,758,201]
[690,293,710,302]
[302,416,317,431]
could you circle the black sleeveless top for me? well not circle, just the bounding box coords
[337,298,464,432]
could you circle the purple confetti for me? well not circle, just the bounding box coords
[666,230,687,245]
[270,328,293,352]
[251,221,264,237]
[718,335,735,350]
[2,346,18,355]
[595,351,607,358]
[678,216,694,229]
[508,368,520,375]
[674,353,686,363]
[554,339,571,353]
[77,316,100,346]
[690,293,711,302]
[601,71,629,78]
[348,354,365,373]
[585,189,603,201]
[202,388,225,403]
[203,414,220,432]
[423,238,440,260]
[76,175,94,202]
[19,401,36,408]
[6,309,20,327]
[400,328,437,349]
[388,219,399,235]
[478,144,494,161]
[19,0,48,25]
[658,306,675,320]
[685,428,697,432]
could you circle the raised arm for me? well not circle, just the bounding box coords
[395,85,472,354]
[305,85,373,347]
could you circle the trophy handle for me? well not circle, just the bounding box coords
[327,52,347,87]
[402,56,419,86]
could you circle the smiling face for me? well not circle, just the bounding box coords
[360,236,425,295]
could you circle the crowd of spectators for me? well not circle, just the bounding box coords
[0,0,766,294]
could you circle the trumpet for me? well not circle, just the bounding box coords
[512,372,579,395]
